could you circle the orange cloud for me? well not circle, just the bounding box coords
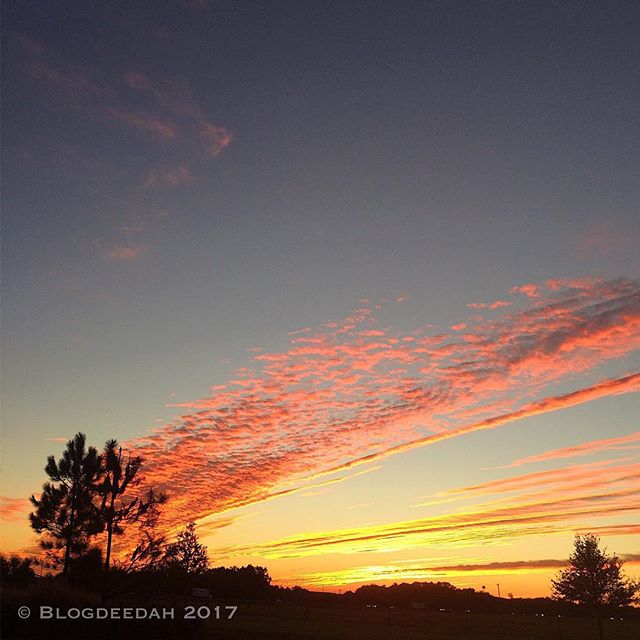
[467,300,512,310]
[0,497,30,523]
[294,558,578,588]
[123,278,640,540]
[223,487,639,559]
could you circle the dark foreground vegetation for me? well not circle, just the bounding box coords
[2,434,638,639]
[2,568,639,640]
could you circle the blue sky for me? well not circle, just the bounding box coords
[1,1,639,594]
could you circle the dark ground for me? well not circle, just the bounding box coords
[3,600,639,640]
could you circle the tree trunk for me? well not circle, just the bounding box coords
[105,525,113,570]
[63,489,77,575]
[104,493,116,570]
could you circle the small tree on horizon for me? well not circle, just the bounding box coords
[552,534,639,608]
[164,521,209,574]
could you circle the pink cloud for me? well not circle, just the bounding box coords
[495,432,640,469]
[201,122,232,156]
[438,459,640,501]
[467,300,512,310]
[511,283,544,298]
[121,278,640,539]
[21,40,231,157]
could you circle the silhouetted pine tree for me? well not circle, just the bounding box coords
[29,433,102,574]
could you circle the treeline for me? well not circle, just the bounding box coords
[1,550,271,598]
[343,582,573,615]
[116,564,272,600]
[273,581,640,618]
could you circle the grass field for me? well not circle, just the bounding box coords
[3,591,639,640]
[202,602,640,640]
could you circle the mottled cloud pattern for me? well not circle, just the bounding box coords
[128,278,640,539]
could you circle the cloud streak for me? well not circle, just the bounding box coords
[494,432,640,469]
[0,497,30,523]
[223,487,640,559]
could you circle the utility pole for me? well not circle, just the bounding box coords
[496,583,501,598]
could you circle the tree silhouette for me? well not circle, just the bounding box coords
[0,555,36,587]
[164,521,209,574]
[552,534,639,608]
[29,433,102,574]
[97,440,166,570]
[98,440,141,570]
[121,488,169,572]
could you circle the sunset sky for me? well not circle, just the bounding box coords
[1,1,639,598]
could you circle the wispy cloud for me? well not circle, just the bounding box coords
[467,300,512,310]
[0,497,30,523]
[103,106,177,140]
[292,558,573,587]
[200,122,233,157]
[493,432,640,469]
[223,487,639,560]
[414,458,640,508]
[293,554,640,588]
[93,206,169,263]
[125,278,640,540]
[20,38,231,156]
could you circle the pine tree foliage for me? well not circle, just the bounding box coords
[29,433,103,574]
